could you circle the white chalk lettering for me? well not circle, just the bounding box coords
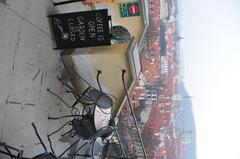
[96,13,103,23]
[79,30,86,40]
[88,21,96,38]
[68,18,74,22]
[77,16,84,25]
[68,22,76,41]
[95,13,104,34]
[90,33,96,38]
[98,35,104,41]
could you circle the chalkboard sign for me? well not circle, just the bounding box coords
[49,9,112,49]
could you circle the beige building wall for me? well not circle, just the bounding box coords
[85,1,146,113]
[108,2,145,42]
[62,1,147,114]
[83,48,133,114]
[62,44,134,115]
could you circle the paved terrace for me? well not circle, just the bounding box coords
[0,1,94,158]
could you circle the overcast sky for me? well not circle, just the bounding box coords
[179,0,240,159]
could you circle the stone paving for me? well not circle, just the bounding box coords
[0,1,92,158]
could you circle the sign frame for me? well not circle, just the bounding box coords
[48,9,112,49]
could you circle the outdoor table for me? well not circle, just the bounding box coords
[93,106,111,131]
[91,137,104,158]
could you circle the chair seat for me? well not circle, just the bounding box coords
[87,89,113,109]
[72,118,96,139]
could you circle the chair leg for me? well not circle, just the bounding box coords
[47,88,72,108]
[66,90,78,100]
[61,128,73,137]
[31,123,48,153]
[47,137,55,155]
[63,63,92,87]
[71,97,81,108]
[70,153,92,157]
[3,146,14,159]
[48,115,82,120]
[58,139,80,157]
[0,143,21,153]
[0,150,17,159]
[0,144,24,159]
[71,141,89,157]
[48,121,71,137]
[71,134,77,138]
[57,76,78,96]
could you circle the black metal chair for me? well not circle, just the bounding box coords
[48,117,116,158]
[48,109,116,138]
[0,142,24,159]
[72,131,132,159]
[48,109,119,158]
[64,116,133,159]
[48,114,94,138]
[47,67,115,110]
[72,139,123,159]
[0,123,79,159]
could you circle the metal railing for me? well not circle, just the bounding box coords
[116,70,148,159]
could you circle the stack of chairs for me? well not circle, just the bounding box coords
[0,64,129,159]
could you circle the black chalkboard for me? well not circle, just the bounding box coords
[49,9,112,49]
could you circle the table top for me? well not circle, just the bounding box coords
[91,137,104,159]
[93,106,111,131]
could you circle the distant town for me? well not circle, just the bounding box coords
[117,0,195,158]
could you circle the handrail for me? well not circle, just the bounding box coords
[121,70,148,159]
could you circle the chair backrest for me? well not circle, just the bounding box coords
[72,118,96,139]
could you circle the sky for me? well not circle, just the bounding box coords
[179,0,240,159]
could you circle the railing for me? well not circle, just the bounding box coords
[115,70,148,159]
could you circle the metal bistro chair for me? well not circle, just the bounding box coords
[90,132,129,159]
[0,142,24,159]
[72,124,133,159]
[66,117,131,159]
[47,104,101,138]
[48,113,118,158]
[58,96,128,159]
[47,64,115,111]
[0,123,81,159]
